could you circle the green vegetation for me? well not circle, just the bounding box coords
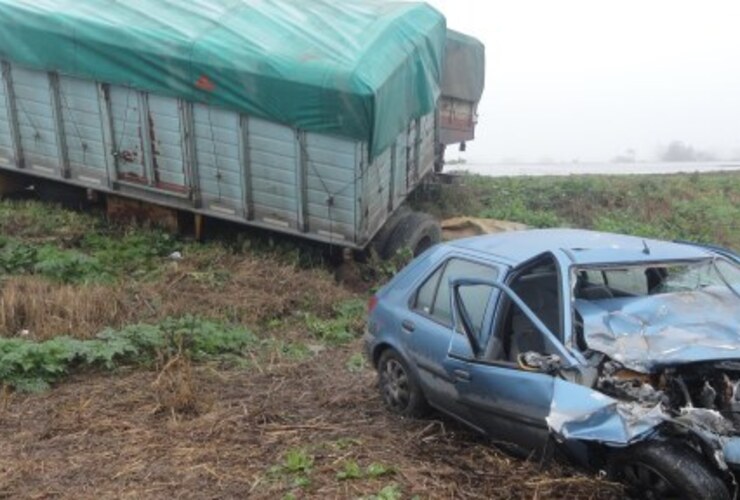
[366,463,395,478]
[337,461,394,481]
[278,449,314,475]
[0,230,177,284]
[306,298,366,346]
[413,172,740,249]
[337,460,363,480]
[346,352,369,373]
[271,448,315,491]
[364,483,403,500]
[0,317,255,392]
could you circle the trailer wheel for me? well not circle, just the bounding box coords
[381,211,441,259]
[366,205,412,259]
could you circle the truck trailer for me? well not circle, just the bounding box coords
[0,0,484,256]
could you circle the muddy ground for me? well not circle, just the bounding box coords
[0,340,621,499]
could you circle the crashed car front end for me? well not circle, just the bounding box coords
[548,258,740,478]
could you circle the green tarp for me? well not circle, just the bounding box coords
[443,30,485,103]
[0,0,447,159]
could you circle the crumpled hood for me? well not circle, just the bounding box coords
[575,287,740,373]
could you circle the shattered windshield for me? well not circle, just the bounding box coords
[574,259,739,299]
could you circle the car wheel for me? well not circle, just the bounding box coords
[609,441,729,500]
[377,349,429,418]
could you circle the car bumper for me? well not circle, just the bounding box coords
[362,330,377,365]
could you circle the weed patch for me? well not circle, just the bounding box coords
[306,298,366,346]
[337,461,394,481]
[346,352,368,373]
[364,483,403,500]
[270,448,315,493]
[0,317,255,392]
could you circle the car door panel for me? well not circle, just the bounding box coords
[442,257,570,453]
[405,255,504,420]
[446,355,554,452]
[406,314,463,411]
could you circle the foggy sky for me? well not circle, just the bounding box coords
[427,0,740,163]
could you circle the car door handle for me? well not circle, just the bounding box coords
[401,319,416,333]
[453,369,471,382]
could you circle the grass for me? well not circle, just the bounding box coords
[413,172,740,249]
[0,198,354,340]
[306,298,366,346]
[0,197,362,393]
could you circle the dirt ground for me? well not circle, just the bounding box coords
[0,199,624,499]
[0,339,621,499]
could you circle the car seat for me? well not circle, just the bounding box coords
[508,273,561,361]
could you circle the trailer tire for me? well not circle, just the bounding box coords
[381,211,441,259]
[366,205,412,259]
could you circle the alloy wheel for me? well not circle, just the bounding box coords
[380,358,410,412]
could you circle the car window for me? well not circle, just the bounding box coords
[717,260,740,286]
[577,260,736,298]
[415,265,444,314]
[604,268,648,295]
[583,270,605,285]
[434,260,499,327]
[413,258,499,330]
[456,282,497,342]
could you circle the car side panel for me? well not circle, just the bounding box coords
[446,352,554,452]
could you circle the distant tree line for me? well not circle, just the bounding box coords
[661,141,716,162]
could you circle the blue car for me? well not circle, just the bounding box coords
[364,229,740,499]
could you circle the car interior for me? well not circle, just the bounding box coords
[484,256,563,363]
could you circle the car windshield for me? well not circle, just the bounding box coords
[573,258,740,300]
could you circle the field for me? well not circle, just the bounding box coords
[415,171,740,250]
[1,172,737,499]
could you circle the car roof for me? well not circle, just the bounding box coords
[448,229,713,266]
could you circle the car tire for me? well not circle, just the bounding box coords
[377,349,429,418]
[380,211,441,260]
[608,440,729,500]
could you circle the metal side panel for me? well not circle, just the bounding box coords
[147,94,189,194]
[393,128,409,205]
[363,146,393,243]
[192,104,243,215]
[10,66,61,176]
[249,117,299,229]
[58,75,108,185]
[405,118,419,188]
[107,85,147,184]
[418,113,436,179]
[0,65,12,167]
[303,132,357,242]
